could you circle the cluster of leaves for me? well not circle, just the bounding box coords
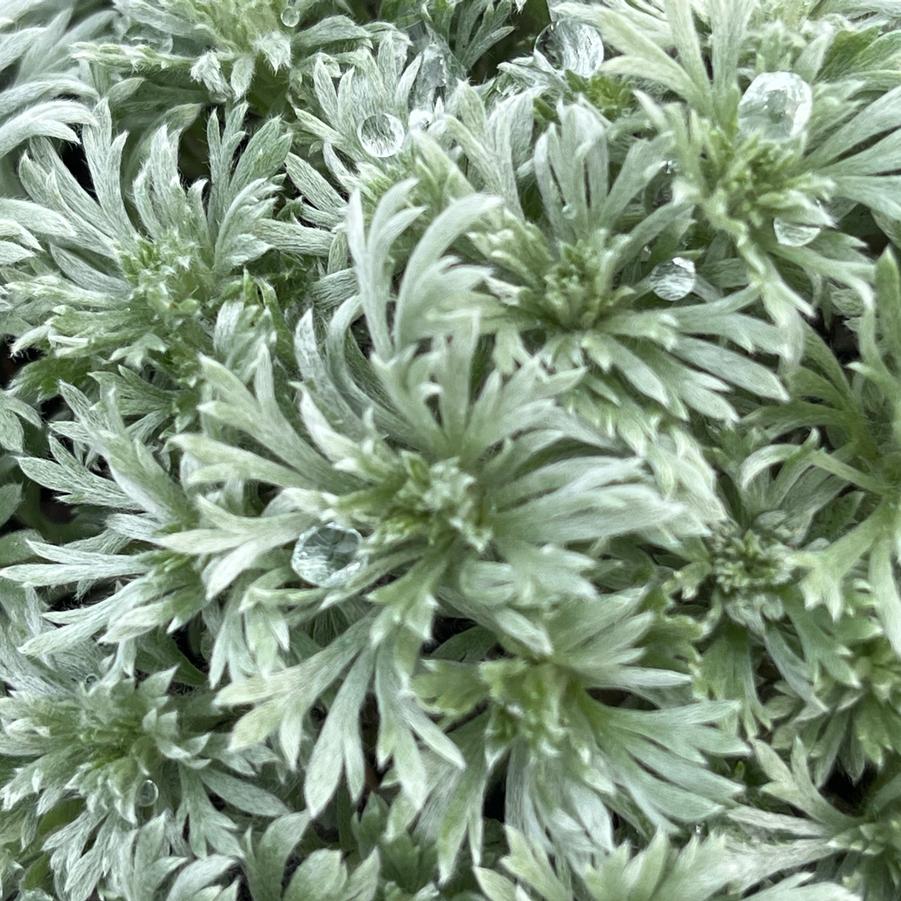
[2,0,901,898]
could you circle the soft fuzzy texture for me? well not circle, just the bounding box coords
[0,1,900,898]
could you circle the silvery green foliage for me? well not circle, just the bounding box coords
[6,99,290,419]
[2,0,901,898]
[76,0,371,107]
[0,1,111,294]
[0,2,110,186]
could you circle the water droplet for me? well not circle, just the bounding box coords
[358,113,406,158]
[649,258,696,301]
[738,72,812,141]
[773,218,820,246]
[280,5,300,27]
[536,20,605,78]
[137,779,158,806]
[292,524,363,587]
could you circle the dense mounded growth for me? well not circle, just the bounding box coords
[0,0,899,898]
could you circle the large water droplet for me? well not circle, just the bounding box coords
[292,524,363,587]
[738,72,812,141]
[280,5,300,27]
[358,113,406,158]
[536,20,605,78]
[137,779,158,807]
[773,218,820,247]
[649,258,696,301]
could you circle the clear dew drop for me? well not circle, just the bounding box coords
[358,113,406,158]
[280,5,300,27]
[292,524,363,587]
[737,72,812,141]
[536,19,605,78]
[137,779,158,807]
[649,257,696,301]
[773,218,820,247]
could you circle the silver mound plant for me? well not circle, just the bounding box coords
[0,0,900,898]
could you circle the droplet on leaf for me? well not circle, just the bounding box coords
[738,72,812,141]
[773,218,820,246]
[649,258,696,301]
[292,524,363,587]
[358,113,406,158]
[137,779,158,807]
[280,5,300,27]
[536,20,605,78]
